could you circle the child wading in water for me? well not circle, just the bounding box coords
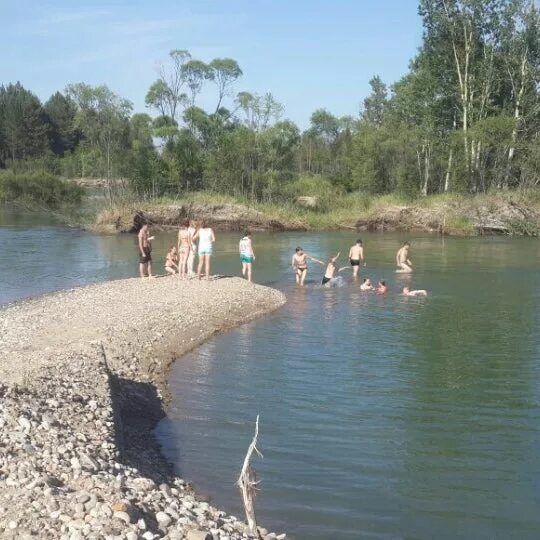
[396,241,413,272]
[376,280,388,294]
[360,277,374,291]
[322,253,340,285]
[239,232,255,282]
[292,247,323,286]
[164,246,179,275]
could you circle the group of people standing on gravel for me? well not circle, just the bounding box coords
[137,221,256,283]
[137,222,426,295]
[138,220,218,280]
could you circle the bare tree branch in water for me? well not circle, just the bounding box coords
[237,415,263,536]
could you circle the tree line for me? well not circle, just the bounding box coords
[0,0,538,206]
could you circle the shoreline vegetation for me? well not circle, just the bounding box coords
[1,2,539,238]
[0,276,286,539]
[90,189,540,237]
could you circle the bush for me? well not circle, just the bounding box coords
[0,171,84,207]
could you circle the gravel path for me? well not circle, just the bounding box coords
[0,276,286,539]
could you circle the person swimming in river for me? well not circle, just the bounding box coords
[321,253,340,285]
[396,241,413,272]
[348,239,365,277]
[292,247,324,286]
[164,245,179,275]
[402,286,427,297]
[376,280,388,294]
[360,277,374,291]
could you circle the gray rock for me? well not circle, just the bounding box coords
[113,511,132,524]
[18,416,31,432]
[79,453,99,472]
[186,531,213,540]
[156,511,172,528]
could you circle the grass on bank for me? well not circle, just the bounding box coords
[90,186,540,236]
[0,171,83,208]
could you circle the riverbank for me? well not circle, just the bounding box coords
[0,277,286,539]
[90,190,540,237]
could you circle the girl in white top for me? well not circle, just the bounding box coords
[239,231,255,282]
[193,221,215,280]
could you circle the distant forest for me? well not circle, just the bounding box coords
[1,0,539,204]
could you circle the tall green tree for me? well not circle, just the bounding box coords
[43,91,79,156]
[209,58,243,111]
[362,76,389,127]
[66,83,132,203]
[0,83,48,165]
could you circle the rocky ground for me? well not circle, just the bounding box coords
[0,277,287,539]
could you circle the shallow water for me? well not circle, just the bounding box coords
[155,232,540,540]
[2,210,540,539]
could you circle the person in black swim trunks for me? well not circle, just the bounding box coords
[322,253,340,285]
[138,223,154,278]
[348,239,364,277]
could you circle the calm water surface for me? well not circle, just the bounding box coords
[156,233,540,540]
[2,210,540,539]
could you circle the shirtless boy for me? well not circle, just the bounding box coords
[292,247,323,286]
[376,280,388,294]
[396,241,413,272]
[360,277,374,291]
[348,239,364,277]
[322,253,340,285]
[138,223,154,278]
[403,286,427,297]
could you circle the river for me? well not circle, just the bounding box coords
[1,210,539,539]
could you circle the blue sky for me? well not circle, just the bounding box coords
[2,0,423,128]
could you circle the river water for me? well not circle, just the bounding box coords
[156,232,540,540]
[1,210,539,539]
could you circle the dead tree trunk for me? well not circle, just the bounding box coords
[237,415,263,536]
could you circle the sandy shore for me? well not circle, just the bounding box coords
[0,277,286,539]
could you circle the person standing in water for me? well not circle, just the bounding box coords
[177,219,191,279]
[138,223,154,278]
[348,239,365,277]
[322,253,340,285]
[396,241,413,272]
[291,247,323,286]
[193,221,215,280]
[186,220,197,276]
[239,231,255,282]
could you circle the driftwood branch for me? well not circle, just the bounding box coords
[237,415,263,535]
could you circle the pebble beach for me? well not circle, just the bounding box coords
[0,276,286,540]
